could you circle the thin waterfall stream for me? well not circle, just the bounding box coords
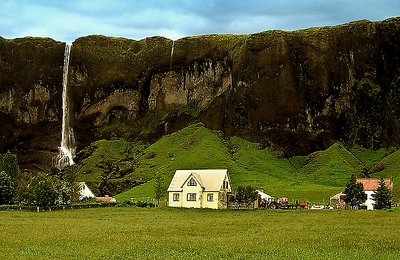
[55,43,75,170]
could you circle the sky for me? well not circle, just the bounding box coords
[0,0,399,43]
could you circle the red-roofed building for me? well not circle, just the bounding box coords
[330,178,393,210]
[96,196,116,203]
[357,178,393,210]
[356,179,393,191]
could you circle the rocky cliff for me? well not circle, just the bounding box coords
[0,37,65,170]
[0,18,399,171]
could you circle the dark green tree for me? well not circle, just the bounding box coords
[372,178,392,210]
[243,186,259,208]
[30,173,57,208]
[0,171,14,204]
[14,172,34,205]
[0,152,20,181]
[234,185,258,208]
[62,165,80,203]
[154,172,164,206]
[344,175,367,209]
[234,185,246,208]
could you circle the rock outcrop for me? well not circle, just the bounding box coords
[0,37,65,170]
[0,18,399,170]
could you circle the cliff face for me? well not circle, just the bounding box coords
[0,18,399,170]
[0,37,65,170]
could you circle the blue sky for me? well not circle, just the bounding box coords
[0,0,399,43]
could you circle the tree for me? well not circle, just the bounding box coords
[0,171,14,204]
[233,185,258,208]
[154,172,164,206]
[372,178,392,210]
[14,172,34,205]
[243,186,259,208]
[30,173,57,208]
[62,165,80,203]
[0,152,20,181]
[344,175,367,209]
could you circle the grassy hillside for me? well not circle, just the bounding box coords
[370,150,400,201]
[112,124,352,203]
[73,123,399,204]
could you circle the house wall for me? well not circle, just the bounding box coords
[167,171,232,209]
[224,175,232,192]
[363,191,376,210]
[182,183,203,208]
[202,191,219,209]
[168,192,183,207]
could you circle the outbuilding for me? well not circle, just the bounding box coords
[357,178,393,210]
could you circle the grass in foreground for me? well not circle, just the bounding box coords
[0,207,399,259]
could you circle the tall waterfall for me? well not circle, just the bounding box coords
[170,40,175,70]
[56,43,75,170]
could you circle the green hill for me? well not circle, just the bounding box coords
[73,123,399,204]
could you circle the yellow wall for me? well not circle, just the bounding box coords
[181,184,202,208]
[202,192,219,209]
[168,173,232,209]
[168,192,183,208]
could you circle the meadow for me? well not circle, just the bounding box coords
[1,207,399,259]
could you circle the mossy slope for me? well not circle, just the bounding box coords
[90,123,398,203]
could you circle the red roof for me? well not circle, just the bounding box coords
[96,197,113,202]
[356,178,393,191]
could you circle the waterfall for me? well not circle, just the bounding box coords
[170,40,175,70]
[56,43,75,170]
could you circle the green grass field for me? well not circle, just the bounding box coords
[1,207,399,259]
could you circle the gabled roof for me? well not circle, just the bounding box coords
[181,173,205,189]
[168,169,229,192]
[330,192,345,200]
[356,178,393,191]
[256,190,274,200]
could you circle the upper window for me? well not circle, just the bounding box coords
[187,193,196,201]
[187,178,197,186]
[207,193,214,202]
[173,193,180,201]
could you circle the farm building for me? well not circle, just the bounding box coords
[96,196,116,203]
[167,169,231,209]
[357,178,393,210]
[256,189,275,202]
[79,182,96,200]
[329,192,346,208]
[330,178,393,210]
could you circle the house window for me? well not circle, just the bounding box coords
[173,193,180,201]
[187,178,197,186]
[187,193,196,201]
[207,194,213,202]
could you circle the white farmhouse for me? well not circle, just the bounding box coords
[167,169,231,209]
[357,178,393,210]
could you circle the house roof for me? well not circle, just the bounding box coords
[356,178,393,191]
[256,190,274,200]
[96,197,116,203]
[330,192,345,200]
[167,169,229,192]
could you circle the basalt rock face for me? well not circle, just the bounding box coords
[69,18,400,155]
[0,37,65,170]
[0,18,399,170]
